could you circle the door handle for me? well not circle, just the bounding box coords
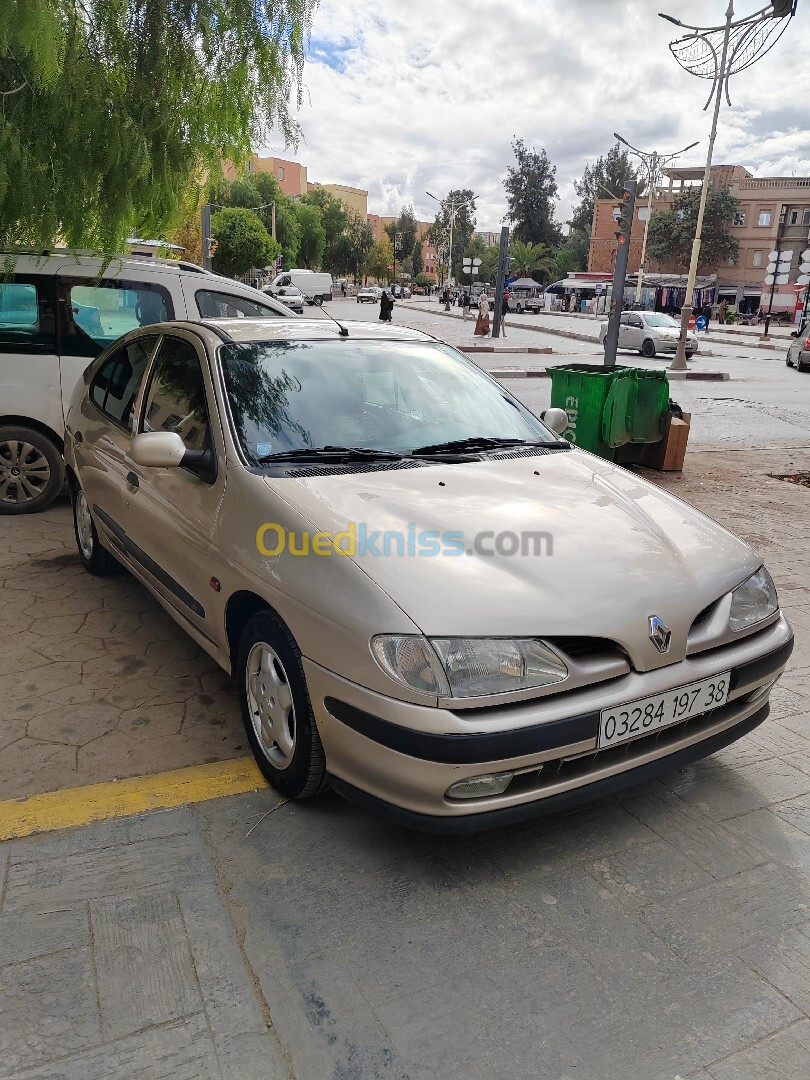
[126,471,139,489]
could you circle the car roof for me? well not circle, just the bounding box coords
[153,318,438,344]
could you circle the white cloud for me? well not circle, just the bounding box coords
[266,0,810,232]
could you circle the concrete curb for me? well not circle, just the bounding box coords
[488,367,731,382]
[460,346,553,354]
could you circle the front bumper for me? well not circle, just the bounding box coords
[658,336,698,353]
[305,615,793,830]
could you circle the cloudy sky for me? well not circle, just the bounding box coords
[268,0,810,232]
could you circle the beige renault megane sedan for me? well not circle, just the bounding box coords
[65,318,794,831]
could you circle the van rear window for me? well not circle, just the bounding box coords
[0,281,56,348]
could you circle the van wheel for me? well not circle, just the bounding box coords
[72,484,119,575]
[642,339,657,358]
[238,610,328,799]
[314,296,324,306]
[0,426,64,515]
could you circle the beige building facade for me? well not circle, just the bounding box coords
[588,164,810,314]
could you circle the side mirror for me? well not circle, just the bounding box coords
[542,407,569,435]
[130,431,186,468]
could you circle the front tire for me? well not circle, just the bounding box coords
[0,425,64,514]
[642,338,657,358]
[685,351,694,360]
[238,610,328,799]
[72,484,119,575]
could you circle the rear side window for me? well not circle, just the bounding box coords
[89,335,158,428]
[195,289,283,319]
[0,277,57,349]
[59,278,174,357]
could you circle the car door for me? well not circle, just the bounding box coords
[624,313,644,350]
[788,322,806,365]
[122,331,226,643]
[615,313,632,350]
[73,334,160,552]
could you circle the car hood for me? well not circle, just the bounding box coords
[263,450,760,670]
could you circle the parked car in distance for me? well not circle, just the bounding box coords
[357,287,380,303]
[599,310,699,359]
[272,286,305,314]
[65,316,793,831]
[0,249,291,515]
[785,321,810,372]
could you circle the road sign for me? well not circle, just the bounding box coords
[802,248,810,260]
[766,263,777,274]
[765,274,789,285]
[798,275,810,285]
[800,262,810,273]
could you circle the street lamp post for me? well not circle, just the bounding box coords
[659,1,798,371]
[426,190,476,288]
[612,134,700,305]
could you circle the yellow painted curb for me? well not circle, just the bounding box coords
[0,757,266,841]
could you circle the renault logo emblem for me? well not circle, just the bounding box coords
[648,616,672,654]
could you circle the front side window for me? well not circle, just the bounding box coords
[628,314,643,328]
[60,278,173,357]
[758,210,772,227]
[218,340,554,464]
[195,289,284,320]
[0,277,56,349]
[89,335,158,428]
[141,336,210,453]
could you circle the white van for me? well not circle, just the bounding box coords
[0,250,292,514]
[264,270,333,305]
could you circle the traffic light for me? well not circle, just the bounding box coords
[614,184,635,247]
[771,1,795,16]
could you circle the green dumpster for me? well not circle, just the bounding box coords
[548,363,669,460]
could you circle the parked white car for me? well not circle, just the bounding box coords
[357,287,381,303]
[271,286,305,314]
[599,311,699,359]
[264,270,333,305]
[0,249,291,514]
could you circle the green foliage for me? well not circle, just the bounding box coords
[301,188,348,268]
[553,231,589,277]
[509,241,557,282]
[426,189,477,282]
[293,203,326,269]
[209,171,301,267]
[0,0,316,251]
[343,210,374,281]
[478,245,501,284]
[411,235,424,276]
[366,236,393,283]
[210,208,279,278]
[504,139,561,247]
[412,273,433,288]
[385,206,418,262]
[647,185,740,271]
[570,144,646,234]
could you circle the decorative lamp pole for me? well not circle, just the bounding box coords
[659,0,798,370]
[612,134,700,304]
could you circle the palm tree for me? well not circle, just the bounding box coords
[508,241,557,282]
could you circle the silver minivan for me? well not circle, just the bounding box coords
[0,250,291,514]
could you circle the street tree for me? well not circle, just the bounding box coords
[385,206,419,263]
[366,236,394,283]
[301,188,348,268]
[570,144,646,235]
[427,189,477,283]
[411,235,424,277]
[646,185,740,272]
[344,211,374,282]
[503,139,561,248]
[210,208,280,278]
[0,0,317,251]
[479,245,501,284]
[293,203,326,269]
[509,241,557,282]
[207,172,301,268]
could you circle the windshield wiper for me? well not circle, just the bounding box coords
[257,445,405,464]
[410,436,569,456]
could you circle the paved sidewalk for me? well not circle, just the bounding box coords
[0,446,808,1078]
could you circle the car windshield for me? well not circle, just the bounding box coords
[643,313,679,328]
[218,340,554,463]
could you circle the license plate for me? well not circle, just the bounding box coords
[598,672,731,750]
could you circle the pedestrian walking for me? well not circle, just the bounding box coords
[500,291,509,337]
[341,281,346,298]
[462,291,471,320]
[442,287,451,311]
[379,289,394,322]
[473,291,490,337]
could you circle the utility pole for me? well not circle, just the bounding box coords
[491,227,510,338]
[603,182,637,368]
[201,203,212,271]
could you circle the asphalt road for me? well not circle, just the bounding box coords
[311,297,810,451]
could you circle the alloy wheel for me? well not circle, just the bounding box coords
[246,641,296,768]
[0,439,51,506]
[75,488,95,560]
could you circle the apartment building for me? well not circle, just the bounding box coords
[588,164,810,313]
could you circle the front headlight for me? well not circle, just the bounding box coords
[371,635,568,698]
[729,567,778,632]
